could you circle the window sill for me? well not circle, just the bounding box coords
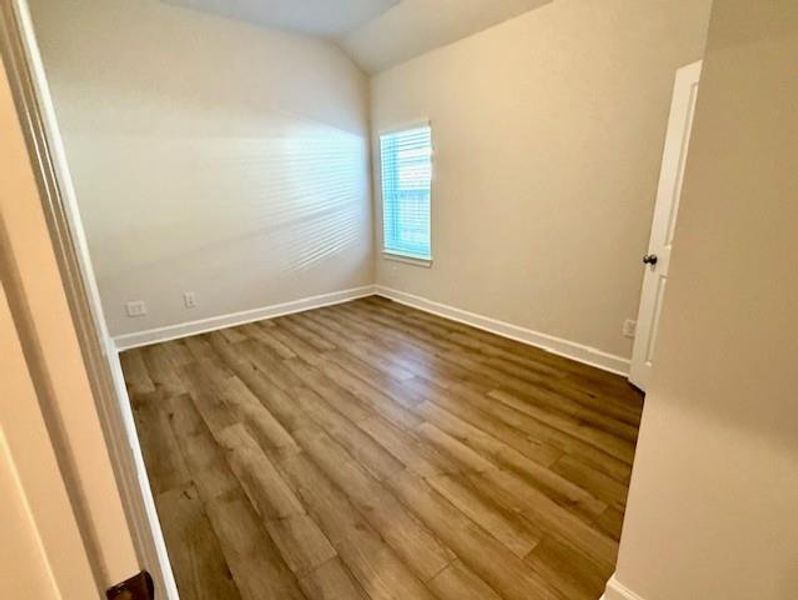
[382,252,433,268]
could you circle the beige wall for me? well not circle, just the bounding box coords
[371,0,712,362]
[610,1,798,599]
[28,0,373,337]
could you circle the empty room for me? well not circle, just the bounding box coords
[2,1,797,599]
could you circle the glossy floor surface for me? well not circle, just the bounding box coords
[121,296,644,600]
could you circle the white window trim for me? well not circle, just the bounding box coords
[382,250,433,268]
[378,119,434,267]
[378,118,431,137]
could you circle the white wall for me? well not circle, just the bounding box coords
[371,0,712,363]
[28,0,373,337]
[608,1,798,599]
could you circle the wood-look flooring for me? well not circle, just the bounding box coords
[121,297,644,600]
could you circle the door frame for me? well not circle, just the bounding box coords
[0,1,175,597]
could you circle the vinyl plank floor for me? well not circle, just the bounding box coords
[122,297,644,600]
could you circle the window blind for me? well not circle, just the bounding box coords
[380,125,432,260]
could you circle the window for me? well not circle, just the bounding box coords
[380,124,432,262]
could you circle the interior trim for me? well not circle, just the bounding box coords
[115,283,631,377]
[602,576,647,600]
[375,285,631,376]
[113,285,377,351]
[382,252,433,268]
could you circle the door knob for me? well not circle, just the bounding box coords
[642,254,659,266]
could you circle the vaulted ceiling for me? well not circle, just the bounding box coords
[164,0,551,73]
[164,0,401,38]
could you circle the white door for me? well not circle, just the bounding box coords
[629,61,702,391]
[0,283,98,599]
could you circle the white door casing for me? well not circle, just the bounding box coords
[630,61,702,391]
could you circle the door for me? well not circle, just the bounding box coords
[629,61,702,391]
[0,282,99,599]
[2,2,171,597]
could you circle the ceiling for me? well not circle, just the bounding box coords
[165,0,551,73]
[342,0,551,73]
[164,0,401,38]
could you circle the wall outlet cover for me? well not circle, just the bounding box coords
[126,301,147,318]
[184,292,197,309]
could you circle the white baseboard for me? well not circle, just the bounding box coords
[113,283,631,377]
[104,345,180,599]
[113,285,376,351]
[602,576,646,600]
[374,286,630,376]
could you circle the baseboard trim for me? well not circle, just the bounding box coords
[601,576,646,600]
[113,286,376,351]
[113,283,631,376]
[374,286,630,376]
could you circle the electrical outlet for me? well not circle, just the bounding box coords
[183,292,197,309]
[126,301,147,318]
[623,319,637,339]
